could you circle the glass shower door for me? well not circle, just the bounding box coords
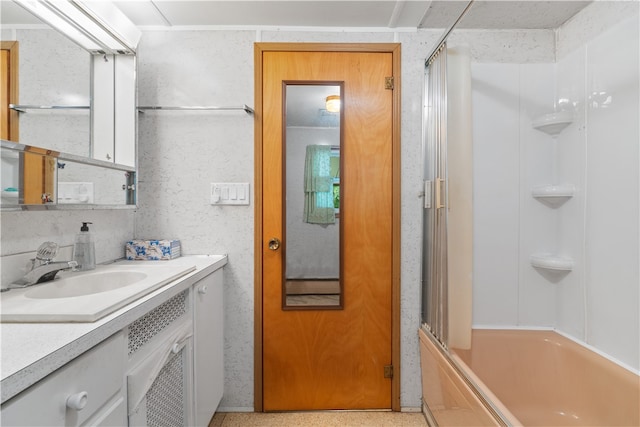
[422,46,449,347]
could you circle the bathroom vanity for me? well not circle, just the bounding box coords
[0,255,227,426]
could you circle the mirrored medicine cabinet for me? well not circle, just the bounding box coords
[0,0,138,209]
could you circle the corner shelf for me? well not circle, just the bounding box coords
[530,253,574,272]
[532,111,573,137]
[532,184,575,208]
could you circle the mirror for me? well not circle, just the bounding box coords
[1,1,91,157]
[0,0,137,208]
[0,141,136,208]
[0,147,56,206]
[284,83,343,308]
[58,160,133,205]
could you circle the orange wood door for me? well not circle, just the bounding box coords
[1,41,18,141]
[1,49,9,140]
[2,41,54,204]
[261,49,395,411]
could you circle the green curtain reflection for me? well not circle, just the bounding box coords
[303,145,336,224]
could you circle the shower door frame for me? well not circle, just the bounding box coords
[422,47,449,347]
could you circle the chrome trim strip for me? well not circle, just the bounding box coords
[137,104,255,115]
[424,0,475,66]
[1,140,135,172]
[9,104,90,113]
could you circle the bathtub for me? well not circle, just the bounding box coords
[419,328,640,426]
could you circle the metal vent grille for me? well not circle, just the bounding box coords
[146,351,185,427]
[128,290,187,354]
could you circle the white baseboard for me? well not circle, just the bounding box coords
[216,406,255,413]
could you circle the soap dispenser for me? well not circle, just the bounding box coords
[73,222,95,271]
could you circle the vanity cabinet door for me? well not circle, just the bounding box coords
[193,270,224,426]
[0,332,126,427]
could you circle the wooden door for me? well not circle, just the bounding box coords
[255,44,401,411]
[2,41,55,204]
[1,41,18,141]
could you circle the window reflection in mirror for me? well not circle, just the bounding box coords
[284,83,343,309]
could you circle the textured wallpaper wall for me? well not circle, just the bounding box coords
[134,27,554,410]
[1,19,560,411]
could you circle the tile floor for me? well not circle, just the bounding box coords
[209,411,428,426]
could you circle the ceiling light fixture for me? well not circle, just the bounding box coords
[325,95,340,113]
[14,0,140,54]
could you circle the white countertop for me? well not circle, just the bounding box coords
[0,254,227,404]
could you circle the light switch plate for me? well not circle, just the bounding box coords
[211,183,250,205]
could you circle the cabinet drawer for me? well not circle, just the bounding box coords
[1,332,125,427]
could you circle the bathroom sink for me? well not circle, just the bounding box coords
[1,264,196,323]
[25,270,148,299]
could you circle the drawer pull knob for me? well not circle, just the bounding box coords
[66,391,88,411]
[198,286,208,294]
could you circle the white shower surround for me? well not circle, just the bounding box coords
[471,5,639,372]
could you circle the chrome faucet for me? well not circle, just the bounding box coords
[4,242,78,289]
[8,260,78,288]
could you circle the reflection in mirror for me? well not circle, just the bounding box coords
[1,1,138,209]
[1,142,135,208]
[0,147,56,206]
[0,1,91,157]
[284,83,342,309]
[0,149,20,206]
[58,160,130,205]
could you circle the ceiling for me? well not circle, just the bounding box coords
[2,1,592,30]
[113,1,592,29]
[2,0,594,128]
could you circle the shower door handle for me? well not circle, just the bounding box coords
[268,237,281,251]
[435,178,445,209]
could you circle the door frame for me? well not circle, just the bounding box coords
[254,43,401,412]
[1,41,19,141]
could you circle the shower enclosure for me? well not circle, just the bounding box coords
[421,44,448,347]
[419,1,640,426]
[421,27,474,353]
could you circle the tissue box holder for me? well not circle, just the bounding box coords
[126,240,181,260]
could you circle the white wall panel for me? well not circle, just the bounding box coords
[471,63,521,327]
[584,16,639,370]
[555,47,587,341]
[0,209,134,264]
[517,63,556,327]
[135,29,256,410]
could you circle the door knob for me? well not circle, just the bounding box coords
[268,238,281,251]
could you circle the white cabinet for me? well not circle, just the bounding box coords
[126,289,194,427]
[1,332,126,426]
[0,259,226,427]
[193,269,224,426]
